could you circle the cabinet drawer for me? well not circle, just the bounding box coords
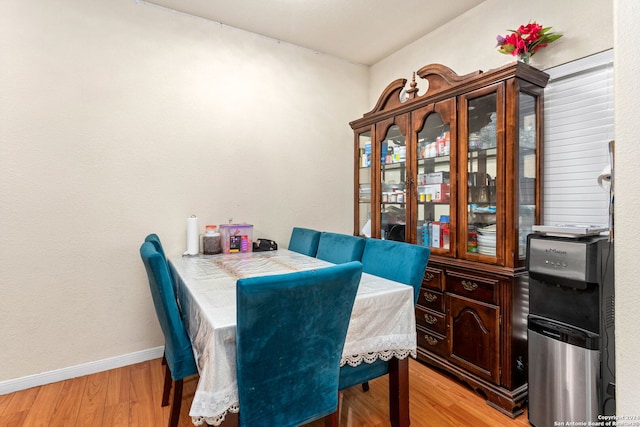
[447,272,498,305]
[415,306,446,335]
[422,267,444,291]
[417,325,448,358]
[417,288,445,313]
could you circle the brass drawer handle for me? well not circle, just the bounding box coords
[425,335,438,346]
[424,314,437,325]
[461,280,478,292]
[424,272,435,282]
[423,292,437,302]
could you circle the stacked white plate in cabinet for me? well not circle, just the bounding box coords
[477,225,496,256]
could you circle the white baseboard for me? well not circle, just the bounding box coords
[0,346,165,396]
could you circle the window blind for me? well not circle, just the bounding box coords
[542,50,614,226]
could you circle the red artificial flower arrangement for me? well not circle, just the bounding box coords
[496,22,562,62]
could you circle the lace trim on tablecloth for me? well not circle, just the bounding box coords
[341,348,417,367]
[191,404,239,426]
[189,349,416,425]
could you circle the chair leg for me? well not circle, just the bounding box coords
[162,364,172,407]
[323,392,341,427]
[324,410,339,427]
[168,378,184,427]
[361,381,370,392]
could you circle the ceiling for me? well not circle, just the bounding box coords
[143,0,485,65]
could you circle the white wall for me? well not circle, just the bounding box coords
[0,0,368,382]
[613,0,640,416]
[369,0,613,103]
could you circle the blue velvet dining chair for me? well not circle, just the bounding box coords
[144,233,179,399]
[288,226,322,257]
[140,242,199,427]
[315,232,366,264]
[236,261,363,427]
[339,239,430,394]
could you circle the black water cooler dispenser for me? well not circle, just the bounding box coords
[526,233,615,427]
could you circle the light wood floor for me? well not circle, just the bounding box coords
[0,358,530,427]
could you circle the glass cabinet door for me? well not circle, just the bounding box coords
[463,89,501,261]
[518,92,538,258]
[379,124,407,241]
[356,129,372,237]
[413,102,454,255]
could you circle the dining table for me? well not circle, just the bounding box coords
[169,248,417,427]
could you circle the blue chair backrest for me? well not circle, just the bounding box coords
[140,242,198,381]
[316,232,365,264]
[144,233,166,259]
[236,261,363,427]
[288,227,321,257]
[360,239,430,304]
[144,233,180,295]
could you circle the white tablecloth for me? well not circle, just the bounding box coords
[169,249,416,426]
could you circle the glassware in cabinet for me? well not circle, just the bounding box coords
[463,90,500,260]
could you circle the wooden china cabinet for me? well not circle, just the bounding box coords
[351,62,548,417]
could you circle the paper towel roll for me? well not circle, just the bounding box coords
[597,165,612,190]
[185,215,199,255]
